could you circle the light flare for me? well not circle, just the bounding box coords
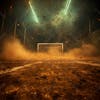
[51,0,72,26]
[64,0,72,15]
[29,1,39,24]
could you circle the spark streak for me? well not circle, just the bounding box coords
[29,1,39,24]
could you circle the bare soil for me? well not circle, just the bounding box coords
[0,60,100,100]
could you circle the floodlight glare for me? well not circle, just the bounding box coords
[64,0,72,15]
[29,1,39,24]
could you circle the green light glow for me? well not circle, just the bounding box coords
[64,0,72,15]
[51,0,72,26]
[29,1,39,24]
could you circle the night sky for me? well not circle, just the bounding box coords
[0,0,100,30]
[0,0,100,50]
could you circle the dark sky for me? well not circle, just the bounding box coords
[0,0,100,50]
[0,0,100,33]
[0,0,100,17]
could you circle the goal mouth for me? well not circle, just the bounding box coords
[37,43,63,54]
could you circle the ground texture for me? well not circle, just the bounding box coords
[0,59,100,100]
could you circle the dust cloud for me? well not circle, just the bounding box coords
[0,37,99,61]
[66,44,98,57]
[0,38,34,60]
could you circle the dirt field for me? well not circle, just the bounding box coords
[0,59,100,100]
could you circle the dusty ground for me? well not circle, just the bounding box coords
[0,59,100,100]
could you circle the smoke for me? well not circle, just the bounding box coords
[0,38,34,60]
[0,37,63,60]
[0,37,99,61]
[65,44,99,59]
